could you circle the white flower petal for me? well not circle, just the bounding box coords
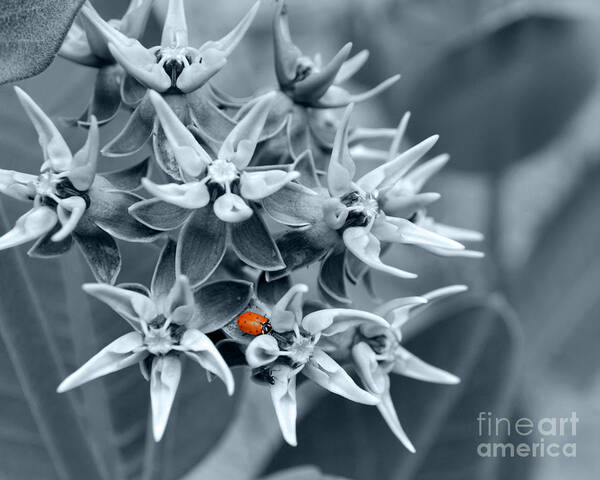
[57,332,145,392]
[53,196,87,242]
[240,170,300,201]
[373,216,464,251]
[351,342,387,395]
[342,227,417,279]
[245,335,282,368]
[150,355,182,441]
[0,207,57,250]
[142,178,209,210]
[14,87,72,172]
[302,308,388,336]
[213,192,253,223]
[166,274,195,315]
[303,349,378,405]
[83,283,157,328]
[219,92,275,168]
[68,116,99,191]
[148,91,211,176]
[393,345,460,384]
[160,0,188,48]
[428,221,484,242]
[269,364,298,447]
[403,153,450,193]
[377,388,415,452]
[178,329,234,395]
[0,169,37,201]
[357,135,438,193]
[327,105,356,197]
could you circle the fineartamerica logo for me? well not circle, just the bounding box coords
[476,411,578,458]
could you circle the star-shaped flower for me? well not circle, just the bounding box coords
[0,88,159,283]
[262,105,481,302]
[57,240,254,441]
[248,0,400,179]
[238,282,386,446]
[59,0,155,125]
[349,285,466,452]
[129,90,298,286]
[80,0,259,162]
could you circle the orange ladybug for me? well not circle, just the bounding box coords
[237,311,272,335]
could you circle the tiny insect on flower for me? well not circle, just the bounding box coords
[237,311,273,335]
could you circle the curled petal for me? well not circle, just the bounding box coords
[219,92,276,168]
[0,169,37,201]
[357,135,439,193]
[150,355,182,441]
[142,178,209,210]
[382,192,440,218]
[423,285,468,302]
[420,245,485,258]
[303,349,378,405]
[68,116,99,191]
[213,193,253,223]
[335,49,369,84]
[314,74,400,108]
[240,170,299,201]
[302,308,388,336]
[378,386,415,452]
[352,342,387,395]
[374,296,427,326]
[166,274,195,316]
[177,329,234,395]
[393,344,460,385]
[245,335,282,368]
[388,112,411,158]
[83,283,157,329]
[404,154,450,193]
[81,4,171,92]
[327,105,355,197]
[14,87,72,172]
[161,0,188,48]
[342,227,417,279]
[427,221,484,242]
[294,43,353,102]
[269,364,298,446]
[176,50,227,93]
[148,91,211,177]
[271,283,308,331]
[273,0,303,87]
[373,216,464,251]
[0,207,57,251]
[199,1,260,56]
[53,196,87,242]
[57,332,145,393]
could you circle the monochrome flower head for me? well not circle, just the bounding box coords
[349,285,466,452]
[241,282,388,446]
[129,90,297,286]
[249,0,401,177]
[77,0,258,161]
[0,87,159,283]
[57,240,253,441]
[262,105,481,301]
[59,0,155,124]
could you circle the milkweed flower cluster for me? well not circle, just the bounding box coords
[0,0,483,448]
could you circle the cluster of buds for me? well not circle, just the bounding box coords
[0,0,482,448]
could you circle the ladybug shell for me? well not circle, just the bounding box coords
[237,312,270,336]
